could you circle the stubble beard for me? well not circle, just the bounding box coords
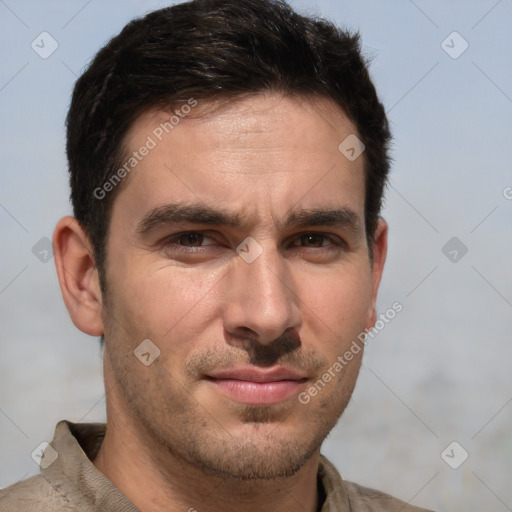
[108,348,358,482]
[101,294,361,482]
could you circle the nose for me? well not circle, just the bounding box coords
[222,243,302,345]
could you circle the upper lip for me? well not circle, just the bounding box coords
[206,366,307,383]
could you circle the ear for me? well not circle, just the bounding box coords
[365,218,388,329]
[53,216,104,336]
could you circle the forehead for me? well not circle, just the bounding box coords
[130,93,358,151]
[113,93,366,230]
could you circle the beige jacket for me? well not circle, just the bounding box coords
[0,421,434,511]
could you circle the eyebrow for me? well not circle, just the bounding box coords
[284,208,360,232]
[137,203,242,234]
[136,202,361,236]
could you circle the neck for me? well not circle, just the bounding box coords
[93,361,321,512]
[93,415,321,512]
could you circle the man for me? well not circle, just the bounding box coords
[0,0,434,510]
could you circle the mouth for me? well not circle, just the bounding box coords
[205,366,308,405]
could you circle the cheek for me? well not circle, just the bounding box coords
[109,264,224,350]
[299,266,373,348]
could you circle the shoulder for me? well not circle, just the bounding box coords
[318,455,435,512]
[344,480,435,512]
[0,475,76,512]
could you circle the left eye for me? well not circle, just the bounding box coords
[291,234,336,248]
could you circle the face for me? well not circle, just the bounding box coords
[100,93,386,480]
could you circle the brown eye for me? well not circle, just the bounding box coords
[299,234,326,247]
[177,233,204,247]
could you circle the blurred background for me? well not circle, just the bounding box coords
[1,1,511,510]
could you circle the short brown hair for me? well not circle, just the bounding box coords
[66,0,391,291]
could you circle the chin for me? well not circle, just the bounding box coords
[171,412,328,481]
[192,440,317,481]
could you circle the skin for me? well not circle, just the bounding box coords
[53,92,387,512]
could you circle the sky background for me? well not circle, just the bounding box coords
[1,1,511,510]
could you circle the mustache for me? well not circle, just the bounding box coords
[185,331,328,378]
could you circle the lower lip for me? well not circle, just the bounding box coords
[208,379,305,405]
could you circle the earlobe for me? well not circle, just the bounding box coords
[366,218,388,328]
[53,216,104,336]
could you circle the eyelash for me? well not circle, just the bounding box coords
[162,231,346,253]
